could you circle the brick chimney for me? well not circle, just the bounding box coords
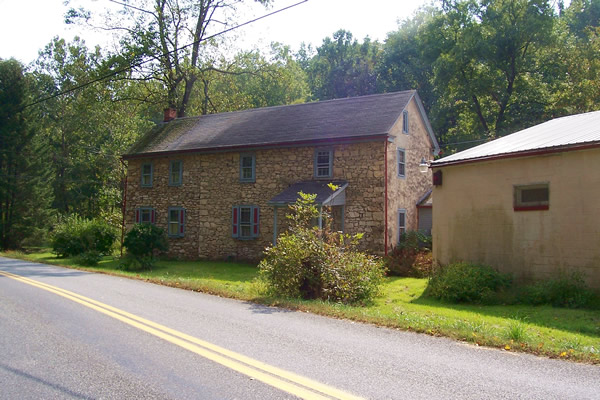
[163,107,177,122]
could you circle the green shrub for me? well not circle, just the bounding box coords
[321,248,385,304]
[259,191,386,304]
[51,215,117,258]
[123,224,168,270]
[425,262,512,303]
[386,231,433,277]
[76,250,102,266]
[518,272,595,308]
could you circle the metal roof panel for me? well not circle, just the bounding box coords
[433,110,600,166]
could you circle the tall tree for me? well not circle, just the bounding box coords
[189,43,309,114]
[547,0,600,114]
[417,0,556,150]
[66,0,270,117]
[378,8,437,111]
[305,30,381,100]
[0,59,52,249]
[34,38,152,220]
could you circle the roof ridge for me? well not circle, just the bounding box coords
[172,90,416,121]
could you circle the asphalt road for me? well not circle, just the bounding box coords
[1,256,599,400]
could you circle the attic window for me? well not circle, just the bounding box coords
[514,183,549,211]
[402,110,409,134]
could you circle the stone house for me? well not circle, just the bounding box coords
[123,90,440,260]
[431,110,600,288]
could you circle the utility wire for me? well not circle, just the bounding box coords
[24,0,309,109]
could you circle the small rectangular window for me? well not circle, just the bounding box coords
[398,209,407,243]
[169,160,183,186]
[168,207,185,237]
[402,110,409,134]
[136,207,155,224]
[232,205,259,239]
[141,163,153,187]
[314,149,333,178]
[397,148,406,178]
[240,153,255,182]
[514,183,549,211]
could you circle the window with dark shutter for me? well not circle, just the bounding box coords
[232,206,239,237]
[136,207,156,224]
[232,205,259,239]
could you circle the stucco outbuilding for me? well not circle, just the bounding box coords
[431,110,600,288]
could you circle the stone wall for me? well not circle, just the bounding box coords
[125,140,386,260]
[386,98,435,250]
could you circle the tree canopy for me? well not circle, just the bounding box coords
[2,0,600,248]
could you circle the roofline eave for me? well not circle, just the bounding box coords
[431,141,600,168]
[122,133,391,160]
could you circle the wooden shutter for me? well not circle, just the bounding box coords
[179,209,185,235]
[232,206,239,238]
[252,206,260,238]
[135,209,140,223]
[151,209,156,224]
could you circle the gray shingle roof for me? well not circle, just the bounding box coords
[432,110,600,167]
[269,180,348,206]
[125,91,423,157]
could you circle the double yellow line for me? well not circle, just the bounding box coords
[0,270,363,400]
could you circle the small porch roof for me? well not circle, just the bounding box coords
[268,180,348,207]
[417,189,432,208]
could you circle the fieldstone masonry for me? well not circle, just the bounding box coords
[125,96,437,261]
[127,141,388,260]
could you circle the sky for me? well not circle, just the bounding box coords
[0,0,430,64]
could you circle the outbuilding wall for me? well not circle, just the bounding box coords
[432,147,600,288]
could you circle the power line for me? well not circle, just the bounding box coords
[24,0,309,109]
[439,138,489,148]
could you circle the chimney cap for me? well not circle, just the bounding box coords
[163,107,177,122]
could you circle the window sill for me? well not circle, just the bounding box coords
[514,205,549,212]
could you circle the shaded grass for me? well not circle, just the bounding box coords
[3,250,599,364]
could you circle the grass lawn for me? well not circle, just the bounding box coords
[3,250,599,364]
